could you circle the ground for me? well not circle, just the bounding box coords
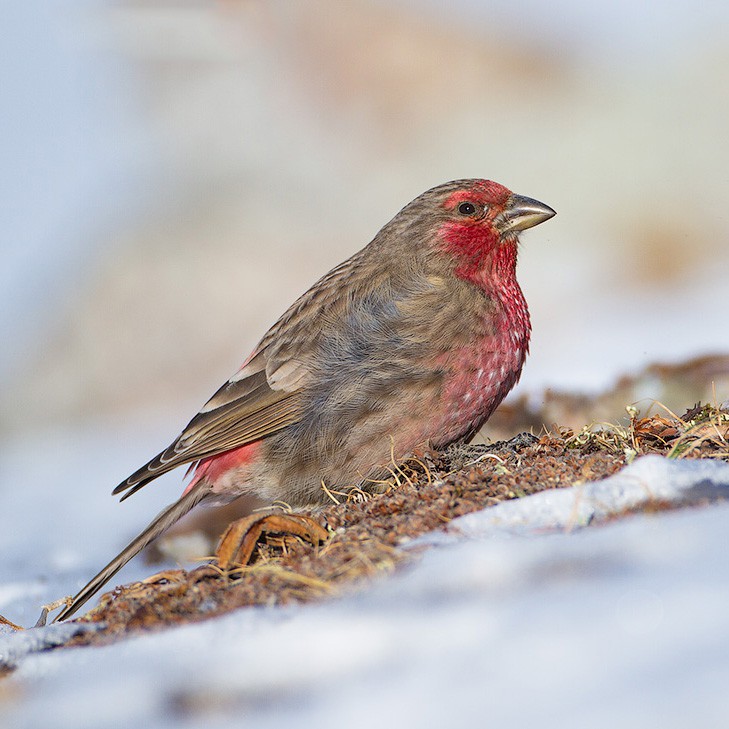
[34,399,728,649]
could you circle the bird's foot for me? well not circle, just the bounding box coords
[215,512,329,570]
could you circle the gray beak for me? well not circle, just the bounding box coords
[500,194,556,233]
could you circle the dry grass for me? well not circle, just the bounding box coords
[558,402,729,462]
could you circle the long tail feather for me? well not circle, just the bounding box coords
[54,483,209,622]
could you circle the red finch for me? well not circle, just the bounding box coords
[56,179,554,621]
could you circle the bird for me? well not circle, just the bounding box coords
[55,179,555,621]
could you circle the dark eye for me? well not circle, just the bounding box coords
[457,202,477,215]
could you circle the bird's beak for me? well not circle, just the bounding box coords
[500,194,556,233]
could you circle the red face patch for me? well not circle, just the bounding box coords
[442,180,512,211]
[438,181,517,287]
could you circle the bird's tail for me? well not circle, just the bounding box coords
[54,483,209,622]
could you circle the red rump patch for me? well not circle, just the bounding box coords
[183,440,262,494]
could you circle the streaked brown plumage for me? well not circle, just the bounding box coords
[56,179,554,621]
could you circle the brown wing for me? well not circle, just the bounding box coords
[112,250,374,501]
[112,349,305,500]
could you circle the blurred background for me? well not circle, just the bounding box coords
[2,2,729,717]
[2,0,729,448]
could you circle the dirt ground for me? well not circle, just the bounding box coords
[52,392,728,649]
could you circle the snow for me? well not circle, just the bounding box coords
[2,440,729,728]
[426,454,729,539]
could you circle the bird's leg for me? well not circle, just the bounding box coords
[215,512,329,570]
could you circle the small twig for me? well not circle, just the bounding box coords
[34,596,74,628]
[0,613,24,632]
[320,480,341,505]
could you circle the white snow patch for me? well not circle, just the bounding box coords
[430,454,729,540]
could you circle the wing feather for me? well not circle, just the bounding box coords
[113,248,374,500]
[113,368,303,499]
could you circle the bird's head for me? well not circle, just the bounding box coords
[419,179,555,287]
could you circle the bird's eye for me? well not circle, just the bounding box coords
[457,202,477,216]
